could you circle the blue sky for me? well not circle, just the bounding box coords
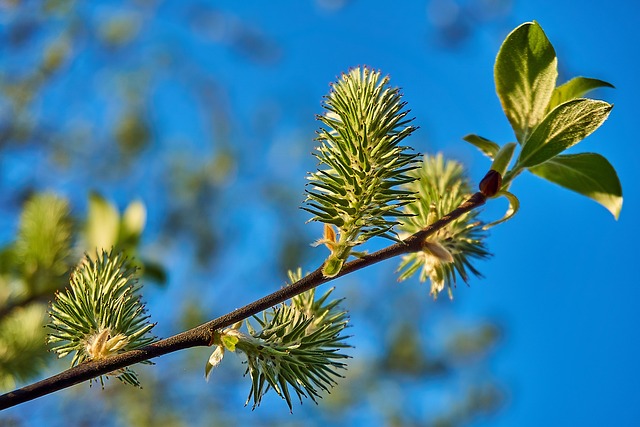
[2,1,639,425]
[181,1,640,425]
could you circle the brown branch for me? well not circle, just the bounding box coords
[0,192,486,410]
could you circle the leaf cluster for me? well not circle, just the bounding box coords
[85,193,165,283]
[465,21,622,219]
[0,304,47,390]
[0,193,73,389]
[13,193,73,294]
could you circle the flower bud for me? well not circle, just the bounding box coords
[479,170,503,197]
[322,254,345,278]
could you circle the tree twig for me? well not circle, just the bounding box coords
[0,192,486,410]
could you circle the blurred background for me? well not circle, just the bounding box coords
[0,1,638,426]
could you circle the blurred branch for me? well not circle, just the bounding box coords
[0,192,486,410]
[0,294,48,322]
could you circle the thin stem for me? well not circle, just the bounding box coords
[501,166,524,190]
[0,192,486,410]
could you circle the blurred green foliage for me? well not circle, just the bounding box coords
[0,2,506,426]
[0,191,159,391]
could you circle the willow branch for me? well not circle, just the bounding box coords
[0,192,486,410]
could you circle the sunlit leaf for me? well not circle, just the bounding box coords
[221,334,239,352]
[516,99,612,168]
[85,193,120,254]
[15,193,72,292]
[462,134,500,159]
[494,21,557,143]
[547,77,614,112]
[483,191,520,229]
[120,200,146,243]
[530,153,622,219]
[0,304,48,390]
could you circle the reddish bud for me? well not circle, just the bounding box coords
[479,170,503,197]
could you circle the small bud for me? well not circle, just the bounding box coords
[479,170,503,197]
[311,224,339,251]
[423,240,454,263]
[322,254,344,278]
[323,223,337,246]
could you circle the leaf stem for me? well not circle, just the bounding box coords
[0,192,486,410]
[501,167,524,190]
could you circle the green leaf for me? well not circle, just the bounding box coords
[120,200,146,243]
[0,304,48,390]
[494,21,558,143]
[547,77,614,112]
[490,142,517,176]
[483,191,520,229]
[462,134,500,159]
[517,99,612,168]
[221,334,239,352]
[530,153,622,219]
[141,259,167,285]
[14,193,72,290]
[86,193,120,253]
[322,253,345,278]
